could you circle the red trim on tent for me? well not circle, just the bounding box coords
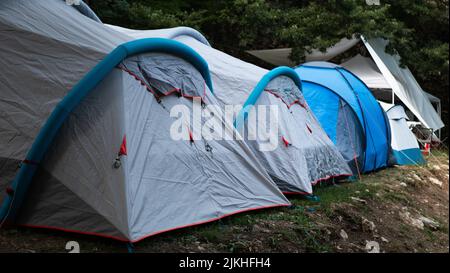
[22,159,39,165]
[188,127,194,143]
[16,203,290,243]
[281,136,290,147]
[130,203,290,243]
[162,88,203,100]
[306,124,312,134]
[120,67,206,102]
[5,187,14,196]
[264,90,308,110]
[18,224,130,242]
[161,82,207,101]
[120,67,159,97]
[119,135,127,156]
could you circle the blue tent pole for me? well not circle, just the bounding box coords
[234,66,302,129]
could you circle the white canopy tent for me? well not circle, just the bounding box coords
[379,102,425,166]
[425,92,442,124]
[341,54,443,107]
[247,37,444,133]
[361,38,443,132]
[341,53,442,137]
[341,54,391,90]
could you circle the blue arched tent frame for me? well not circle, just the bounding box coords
[234,66,302,129]
[0,38,214,223]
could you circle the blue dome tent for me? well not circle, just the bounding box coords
[295,62,391,174]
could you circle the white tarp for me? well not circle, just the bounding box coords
[426,92,441,104]
[362,37,444,131]
[342,54,442,128]
[342,54,444,107]
[341,54,391,89]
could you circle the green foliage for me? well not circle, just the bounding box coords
[127,4,181,29]
[385,0,449,82]
[281,1,414,62]
[87,0,131,25]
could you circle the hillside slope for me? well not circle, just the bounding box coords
[0,152,448,253]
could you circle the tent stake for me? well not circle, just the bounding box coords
[305,195,320,202]
[126,242,135,253]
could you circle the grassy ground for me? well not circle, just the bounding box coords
[0,151,448,253]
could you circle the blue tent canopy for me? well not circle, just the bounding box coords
[295,62,391,173]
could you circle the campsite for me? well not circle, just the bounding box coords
[0,0,448,255]
[1,152,448,252]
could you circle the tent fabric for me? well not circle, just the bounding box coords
[237,73,352,194]
[1,36,215,222]
[264,75,305,108]
[68,0,102,23]
[361,38,444,131]
[234,66,303,122]
[121,53,207,99]
[379,102,425,166]
[106,25,268,108]
[335,99,365,174]
[175,36,268,108]
[296,62,391,173]
[15,66,290,241]
[341,53,443,131]
[107,24,211,47]
[247,48,297,67]
[300,82,365,175]
[0,0,130,163]
[110,26,353,194]
[425,92,441,104]
[341,54,391,90]
[0,0,291,241]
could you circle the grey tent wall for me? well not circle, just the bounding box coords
[0,38,213,224]
[64,0,102,23]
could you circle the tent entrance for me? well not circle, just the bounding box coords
[336,99,364,176]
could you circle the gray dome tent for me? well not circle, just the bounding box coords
[0,0,289,242]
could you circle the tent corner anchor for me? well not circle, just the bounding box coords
[305,194,320,202]
[126,242,135,253]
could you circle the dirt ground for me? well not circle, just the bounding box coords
[0,151,448,253]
